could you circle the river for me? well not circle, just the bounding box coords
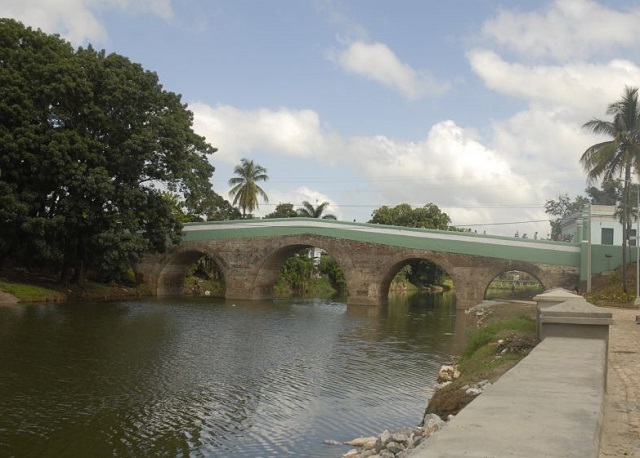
[0,292,462,457]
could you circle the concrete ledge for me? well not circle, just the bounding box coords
[409,337,607,458]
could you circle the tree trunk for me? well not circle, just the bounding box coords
[622,169,631,294]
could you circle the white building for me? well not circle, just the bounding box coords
[560,204,636,246]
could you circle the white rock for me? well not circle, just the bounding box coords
[344,437,377,448]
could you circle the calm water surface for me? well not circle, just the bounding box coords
[0,293,462,457]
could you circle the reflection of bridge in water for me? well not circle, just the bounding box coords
[135,219,619,309]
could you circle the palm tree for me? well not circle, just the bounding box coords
[228,158,269,218]
[580,86,640,294]
[297,200,337,219]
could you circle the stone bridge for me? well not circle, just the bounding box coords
[135,219,588,309]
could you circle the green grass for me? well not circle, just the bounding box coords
[462,317,536,360]
[0,280,66,302]
[425,315,538,418]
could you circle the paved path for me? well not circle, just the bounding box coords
[600,307,640,457]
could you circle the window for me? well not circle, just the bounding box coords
[631,229,637,247]
[602,228,614,245]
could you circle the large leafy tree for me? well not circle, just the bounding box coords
[0,20,217,282]
[265,203,298,218]
[228,158,269,217]
[580,86,640,293]
[585,178,621,206]
[544,194,589,241]
[163,192,241,222]
[369,203,451,229]
[297,201,337,219]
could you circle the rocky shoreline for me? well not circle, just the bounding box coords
[330,364,493,458]
[330,299,532,458]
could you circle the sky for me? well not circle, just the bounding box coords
[3,0,640,238]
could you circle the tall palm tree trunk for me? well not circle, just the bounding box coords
[622,170,630,294]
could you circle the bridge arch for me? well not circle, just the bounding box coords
[483,264,545,301]
[245,237,353,299]
[376,252,455,303]
[136,242,229,297]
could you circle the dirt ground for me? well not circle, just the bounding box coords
[599,307,640,458]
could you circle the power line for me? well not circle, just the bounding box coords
[454,219,550,227]
[217,167,583,184]
[258,202,546,210]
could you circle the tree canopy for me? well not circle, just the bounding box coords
[228,158,269,217]
[265,203,298,219]
[297,201,337,219]
[0,19,218,282]
[368,203,451,229]
[544,194,589,241]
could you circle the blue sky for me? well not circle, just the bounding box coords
[4,0,640,237]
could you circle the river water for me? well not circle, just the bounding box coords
[0,293,462,457]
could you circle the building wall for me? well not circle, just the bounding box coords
[561,204,626,246]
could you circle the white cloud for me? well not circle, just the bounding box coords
[335,40,450,99]
[468,49,640,120]
[345,121,534,210]
[482,0,640,61]
[0,0,173,45]
[190,102,345,165]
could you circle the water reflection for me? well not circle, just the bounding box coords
[0,293,458,457]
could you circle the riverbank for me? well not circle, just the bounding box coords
[340,299,640,458]
[337,299,539,457]
[0,269,150,304]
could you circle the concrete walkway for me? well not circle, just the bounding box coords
[599,307,640,457]
[409,336,607,457]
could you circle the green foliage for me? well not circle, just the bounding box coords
[462,317,536,361]
[275,251,315,294]
[0,280,65,302]
[297,201,337,219]
[265,203,298,218]
[163,191,241,222]
[405,259,446,287]
[369,203,450,229]
[544,193,589,240]
[318,255,346,292]
[228,158,269,217]
[580,86,640,294]
[0,19,217,282]
[585,178,621,205]
[274,250,346,296]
